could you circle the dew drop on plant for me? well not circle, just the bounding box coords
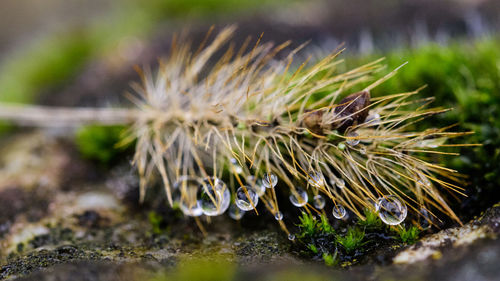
[375,195,407,225]
[228,204,245,220]
[173,176,203,217]
[288,234,295,241]
[342,212,350,220]
[346,131,360,146]
[262,173,278,189]
[313,194,326,209]
[289,187,308,207]
[235,186,259,211]
[246,175,265,196]
[249,179,266,197]
[329,178,337,187]
[197,177,230,216]
[336,178,345,189]
[275,211,283,221]
[419,208,432,229]
[230,158,243,174]
[332,204,347,219]
[307,171,325,187]
[365,112,380,125]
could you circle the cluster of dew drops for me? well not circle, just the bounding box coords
[171,158,408,236]
[168,108,409,233]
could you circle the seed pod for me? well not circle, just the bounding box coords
[302,109,325,135]
[332,90,370,132]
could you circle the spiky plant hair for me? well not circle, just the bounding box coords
[0,26,473,234]
[123,26,470,233]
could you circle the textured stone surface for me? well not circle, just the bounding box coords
[0,132,499,281]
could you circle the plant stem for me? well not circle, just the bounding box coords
[0,103,139,127]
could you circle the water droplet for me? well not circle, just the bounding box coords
[346,131,360,146]
[235,186,259,211]
[329,177,337,187]
[307,171,325,187]
[288,234,295,241]
[332,204,347,219]
[249,179,266,197]
[274,211,283,221]
[289,187,308,207]
[313,194,326,209]
[197,177,230,216]
[173,176,202,217]
[228,204,245,220]
[365,112,380,125]
[262,173,278,189]
[336,178,345,189]
[375,195,407,225]
[419,208,432,229]
[230,158,243,174]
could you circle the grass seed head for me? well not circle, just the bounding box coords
[126,26,471,233]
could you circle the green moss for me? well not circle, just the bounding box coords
[297,212,318,238]
[297,213,335,238]
[396,225,420,244]
[336,227,366,254]
[295,213,372,264]
[295,213,338,265]
[322,252,338,266]
[308,244,319,254]
[75,125,132,166]
[318,214,335,234]
[357,209,383,229]
[294,212,420,264]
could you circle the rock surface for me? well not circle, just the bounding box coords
[0,132,499,280]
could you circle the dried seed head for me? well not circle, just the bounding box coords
[332,90,371,132]
[0,27,473,234]
[121,27,469,231]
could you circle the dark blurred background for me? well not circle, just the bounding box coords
[1,0,499,106]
